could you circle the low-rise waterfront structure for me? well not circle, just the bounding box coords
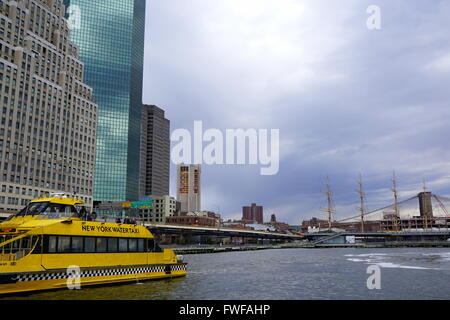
[166,211,221,228]
[140,195,178,224]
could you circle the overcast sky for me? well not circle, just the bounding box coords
[142,0,450,224]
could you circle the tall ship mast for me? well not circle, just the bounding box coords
[391,171,400,231]
[322,177,336,231]
[356,174,366,233]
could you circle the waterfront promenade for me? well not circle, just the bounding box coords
[165,240,450,255]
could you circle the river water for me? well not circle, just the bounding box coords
[4,248,450,300]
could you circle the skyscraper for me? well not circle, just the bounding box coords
[0,0,98,213]
[242,203,264,224]
[139,105,170,198]
[177,164,201,213]
[63,0,146,202]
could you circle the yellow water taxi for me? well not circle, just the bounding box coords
[0,194,187,295]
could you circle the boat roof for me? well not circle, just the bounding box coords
[31,197,84,206]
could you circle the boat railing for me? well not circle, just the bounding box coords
[0,253,15,262]
[0,235,40,263]
[0,251,28,262]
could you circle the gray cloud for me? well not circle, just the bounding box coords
[143,0,450,224]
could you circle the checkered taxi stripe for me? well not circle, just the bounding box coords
[13,265,187,282]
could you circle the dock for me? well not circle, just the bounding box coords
[169,245,284,255]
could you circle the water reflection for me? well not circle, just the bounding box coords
[3,248,450,300]
[4,277,186,301]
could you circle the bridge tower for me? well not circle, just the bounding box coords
[418,192,433,217]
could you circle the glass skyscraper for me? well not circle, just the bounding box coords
[63,0,146,202]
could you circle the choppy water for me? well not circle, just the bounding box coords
[3,248,450,300]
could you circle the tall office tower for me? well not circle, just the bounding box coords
[139,105,170,198]
[177,164,201,213]
[0,0,98,213]
[242,203,264,224]
[63,0,146,202]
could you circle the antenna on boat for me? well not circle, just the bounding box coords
[50,192,72,199]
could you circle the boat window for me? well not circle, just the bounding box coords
[72,237,83,253]
[43,204,77,219]
[118,238,128,252]
[58,236,71,253]
[107,238,118,252]
[138,239,144,252]
[84,237,95,253]
[48,236,57,253]
[128,239,137,252]
[154,243,164,253]
[41,236,152,254]
[16,202,49,217]
[96,238,107,253]
[147,239,155,252]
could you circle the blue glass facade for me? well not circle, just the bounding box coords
[63,0,145,202]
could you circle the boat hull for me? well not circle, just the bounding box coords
[0,263,187,295]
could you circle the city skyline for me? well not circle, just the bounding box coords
[143,0,450,223]
[2,0,447,224]
[0,0,449,304]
